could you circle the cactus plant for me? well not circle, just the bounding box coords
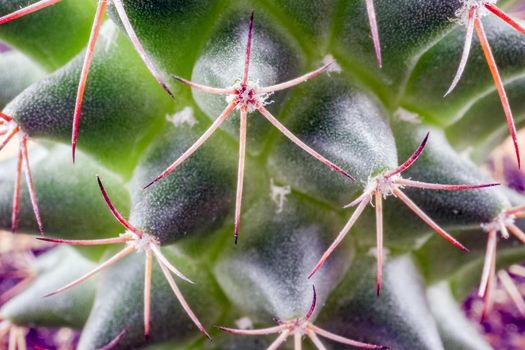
[2,0,525,349]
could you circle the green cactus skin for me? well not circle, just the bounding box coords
[1,0,525,349]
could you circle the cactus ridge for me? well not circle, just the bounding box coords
[144,13,353,246]
[38,176,210,340]
[308,131,499,295]
[1,0,525,349]
[447,0,525,167]
[219,286,388,350]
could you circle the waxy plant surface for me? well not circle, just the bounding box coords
[2,1,525,349]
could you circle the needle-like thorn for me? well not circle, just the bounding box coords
[481,244,496,321]
[37,236,130,245]
[306,330,326,350]
[257,104,354,181]
[242,12,254,85]
[386,132,429,178]
[44,245,135,297]
[157,259,212,341]
[143,101,238,189]
[150,244,194,284]
[393,188,469,252]
[309,324,388,349]
[479,230,497,297]
[509,264,525,277]
[97,176,141,236]
[146,14,353,246]
[365,0,382,67]
[256,62,334,94]
[112,0,174,99]
[445,6,476,97]
[218,325,286,336]
[99,328,128,350]
[375,191,383,296]
[498,269,525,316]
[268,330,291,350]
[485,3,525,36]
[234,109,248,244]
[474,17,520,168]
[0,0,62,24]
[0,126,18,152]
[508,223,525,244]
[72,0,108,163]
[144,250,153,337]
[305,285,317,320]
[172,75,234,95]
[294,333,302,350]
[308,198,369,278]
[22,137,44,234]
[395,178,499,191]
[10,143,23,233]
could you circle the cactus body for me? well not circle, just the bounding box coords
[1,1,525,349]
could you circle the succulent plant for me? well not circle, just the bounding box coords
[1,0,525,349]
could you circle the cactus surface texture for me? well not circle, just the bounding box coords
[1,1,525,349]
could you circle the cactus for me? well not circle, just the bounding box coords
[1,0,525,349]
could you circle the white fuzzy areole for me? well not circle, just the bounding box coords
[322,54,342,73]
[234,317,254,330]
[395,108,421,124]
[166,107,198,128]
[361,173,403,201]
[455,0,497,24]
[225,81,273,113]
[100,21,119,53]
[270,178,291,214]
[481,211,515,238]
[121,231,159,252]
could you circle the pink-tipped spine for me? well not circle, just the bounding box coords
[112,0,174,99]
[395,178,500,191]
[97,176,141,237]
[144,101,237,189]
[485,3,525,36]
[0,0,62,24]
[172,75,235,95]
[393,188,469,252]
[144,251,153,338]
[37,236,130,246]
[479,230,497,297]
[99,328,128,350]
[72,0,108,163]
[22,137,44,234]
[444,6,476,97]
[242,12,255,85]
[309,197,369,278]
[0,126,18,152]
[309,324,388,349]
[365,0,382,68]
[44,245,135,297]
[234,109,248,244]
[386,133,429,178]
[474,18,521,168]
[305,285,317,320]
[156,258,212,341]
[375,191,383,296]
[257,104,354,181]
[218,324,286,336]
[256,62,334,94]
[10,144,23,233]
